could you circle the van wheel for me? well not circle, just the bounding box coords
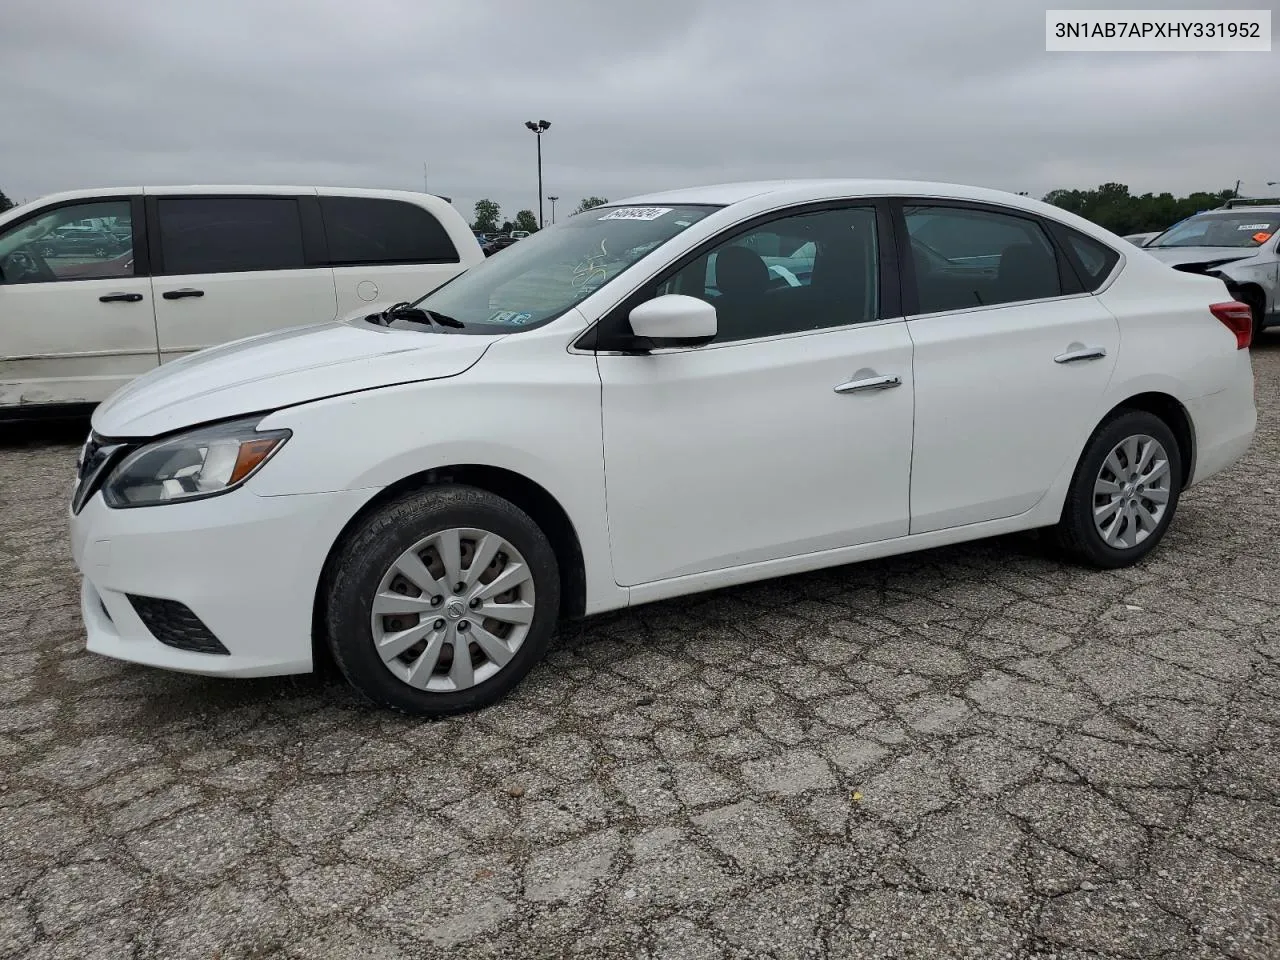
[1052,410,1182,569]
[324,485,560,716]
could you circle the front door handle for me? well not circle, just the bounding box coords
[162,288,205,300]
[834,374,902,394]
[1055,346,1107,364]
[99,292,143,303]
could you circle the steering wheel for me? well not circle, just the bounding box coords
[0,246,56,283]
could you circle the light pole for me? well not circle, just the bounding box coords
[547,196,559,225]
[524,120,550,228]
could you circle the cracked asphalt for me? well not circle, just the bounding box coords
[2,342,1278,960]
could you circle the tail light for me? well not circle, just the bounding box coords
[1210,301,1253,350]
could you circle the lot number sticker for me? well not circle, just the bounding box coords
[598,207,673,221]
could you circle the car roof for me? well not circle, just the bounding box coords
[1200,205,1280,214]
[11,185,456,207]
[612,178,1046,210]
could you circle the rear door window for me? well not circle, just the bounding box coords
[904,205,1063,312]
[319,196,459,265]
[156,197,306,274]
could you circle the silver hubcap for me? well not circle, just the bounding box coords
[370,527,535,692]
[1093,434,1171,549]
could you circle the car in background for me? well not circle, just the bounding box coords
[1122,232,1159,247]
[1142,203,1280,339]
[67,178,1256,716]
[0,186,483,416]
[480,233,521,256]
[510,230,531,240]
[38,227,127,259]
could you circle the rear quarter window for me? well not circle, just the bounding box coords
[1062,229,1120,292]
[319,197,459,265]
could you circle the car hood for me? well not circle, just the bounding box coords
[92,312,495,438]
[1143,246,1259,269]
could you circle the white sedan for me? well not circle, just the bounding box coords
[69,179,1258,715]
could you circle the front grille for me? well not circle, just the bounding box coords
[127,595,230,655]
[71,433,130,514]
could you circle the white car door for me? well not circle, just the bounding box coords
[148,194,337,363]
[317,193,474,311]
[902,201,1120,534]
[0,196,158,407]
[596,203,916,586]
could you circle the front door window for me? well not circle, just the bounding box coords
[0,200,135,284]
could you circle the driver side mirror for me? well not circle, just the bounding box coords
[627,294,717,343]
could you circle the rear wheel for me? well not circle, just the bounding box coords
[324,485,560,716]
[1052,410,1182,569]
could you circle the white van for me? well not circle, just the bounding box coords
[0,186,483,417]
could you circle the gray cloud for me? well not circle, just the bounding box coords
[4,0,1277,221]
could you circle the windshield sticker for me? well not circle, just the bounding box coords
[1253,232,1273,244]
[1237,223,1273,230]
[487,310,536,325]
[598,206,673,221]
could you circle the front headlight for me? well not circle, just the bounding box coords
[102,416,290,508]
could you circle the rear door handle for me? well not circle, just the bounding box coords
[99,292,143,303]
[1055,346,1107,363]
[834,374,902,394]
[162,288,204,300]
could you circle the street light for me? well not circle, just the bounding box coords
[524,120,551,228]
[547,196,559,224]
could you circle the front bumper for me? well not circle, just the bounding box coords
[70,485,376,677]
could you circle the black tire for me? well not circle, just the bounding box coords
[1235,289,1266,344]
[1052,410,1183,569]
[324,484,560,716]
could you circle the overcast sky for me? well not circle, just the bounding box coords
[3,0,1277,221]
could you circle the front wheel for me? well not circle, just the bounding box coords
[1052,410,1183,569]
[324,485,560,716]
[1243,291,1267,343]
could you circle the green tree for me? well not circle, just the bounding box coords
[573,196,608,215]
[1041,183,1237,235]
[0,189,13,214]
[472,198,500,233]
[513,209,538,233]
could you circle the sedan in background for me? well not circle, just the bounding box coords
[69,179,1257,716]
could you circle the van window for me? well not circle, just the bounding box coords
[319,196,459,265]
[156,197,306,274]
[0,200,135,284]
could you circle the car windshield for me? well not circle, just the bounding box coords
[403,204,719,332]
[1148,212,1279,249]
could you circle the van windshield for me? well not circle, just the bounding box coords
[403,204,719,333]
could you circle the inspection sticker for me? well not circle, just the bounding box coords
[598,207,673,221]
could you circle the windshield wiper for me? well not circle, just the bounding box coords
[369,301,465,329]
